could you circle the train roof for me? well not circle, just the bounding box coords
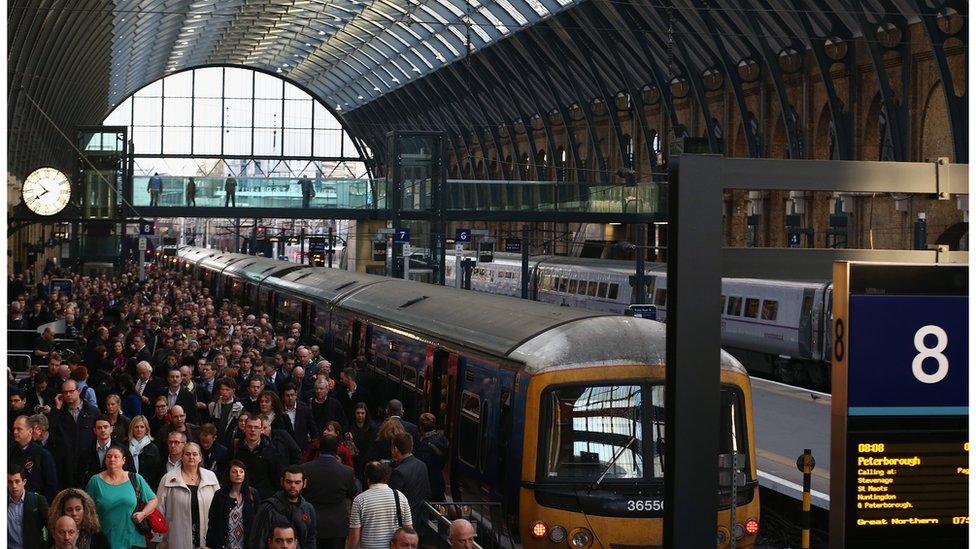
[178,246,746,375]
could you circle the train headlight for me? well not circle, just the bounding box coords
[732,523,745,540]
[716,527,730,546]
[530,521,548,539]
[549,525,567,543]
[570,528,592,548]
[744,518,760,535]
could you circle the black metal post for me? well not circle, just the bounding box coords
[913,212,927,250]
[300,227,306,264]
[521,224,530,299]
[664,155,722,548]
[634,224,646,304]
[250,219,258,256]
[327,225,335,268]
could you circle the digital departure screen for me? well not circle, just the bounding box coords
[847,430,968,534]
[831,263,968,548]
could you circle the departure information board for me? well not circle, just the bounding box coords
[831,262,968,548]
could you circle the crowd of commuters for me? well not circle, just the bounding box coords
[7,264,457,549]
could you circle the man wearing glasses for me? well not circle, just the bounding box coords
[48,380,99,488]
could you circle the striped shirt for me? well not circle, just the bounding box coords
[349,483,413,549]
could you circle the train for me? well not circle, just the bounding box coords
[173,246,761,548]
[445,253,833,390]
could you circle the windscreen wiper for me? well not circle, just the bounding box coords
[592,434,638,489]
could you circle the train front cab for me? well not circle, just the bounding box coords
[519,363,759,548]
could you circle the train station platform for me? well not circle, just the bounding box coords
[752,377,831,509]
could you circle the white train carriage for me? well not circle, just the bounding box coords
[447,252,833,389]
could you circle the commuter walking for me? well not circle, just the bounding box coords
[148,173,163,206]
[224,175,237,208]
[186,177,197,207]
[347,461,412,549]
[300,176,315,208]
[84,446,159,549]
[156,442,219,549]
[7,463,49,549]
[206,460,259,549]
[300,436,358,549]
[248,466,317,549]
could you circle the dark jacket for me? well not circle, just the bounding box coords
[389,454,430,523]
[415,430,449,501]
[300,455,358,537]
[270,428,303,466]
[79,440,135,486]
[38,435,72,493]
[248,491,317,549]
[230,436,281,499]
[206,486,259,549]
[284,402,318,450]
[391,416,421,448]
[135,376,165,408]
[8,441,58,501]
[163,387,199,423]
[337,385,371,421]
[50,400,100,487]
[12,491,48,549]
[308,396,348,432]
[130,438,163,490]
[202,441,230,480]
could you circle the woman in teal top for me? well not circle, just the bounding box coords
[85,445,159,548]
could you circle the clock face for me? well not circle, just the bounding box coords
[22,167,71,216]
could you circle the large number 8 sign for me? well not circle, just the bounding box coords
[912,325,949,384]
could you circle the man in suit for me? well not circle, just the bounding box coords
[7,463,49,549]
[389,432,430,526]
[29,414,71,494]
[9,415,58,501]
[280,383,317,450]
[194,361,217,423]
[134,361,164,410]
[337,368,371,421]
[163,368,198,423]
[127,334,153,370]
[49,380,99,488]
[308,378,347,432]
[80,416,134,484]
[155,405,199,454]
[300,436,358,549]
[386,399,420,447]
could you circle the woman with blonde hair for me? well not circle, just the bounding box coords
[47,488,110,549]
[156,442,220,549]
[105,393,131,441]
[129,415,163,489]
[365,417,407,463]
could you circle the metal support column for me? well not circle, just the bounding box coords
[664,154,722,548]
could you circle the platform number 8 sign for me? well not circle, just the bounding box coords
[912,325,949,384]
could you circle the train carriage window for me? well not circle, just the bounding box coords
[801,295,813,318]
[598,282,609,298]
[586,280,599,297]
[654,288,667,306]
[458,391,481,467]
[726,296,743,316]
[559,277,570,293]
[388,359,402,381]
[608,283,619,300]
[403,366,417,388]
[577,281,588,295]
[567,279,579,294]
[721,295,727,314]
[761,300,778,321]
[744,298,760,318]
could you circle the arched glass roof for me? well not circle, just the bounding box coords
[108,0,583,112]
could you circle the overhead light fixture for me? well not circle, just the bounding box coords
[319,30,326,34]
[373,86,380,91]
[305,43,311,46]
[357,95,363,99]
[283,64,289,67]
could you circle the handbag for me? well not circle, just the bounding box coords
[129,473,169,537]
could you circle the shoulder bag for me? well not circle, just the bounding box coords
[129,473,169,538]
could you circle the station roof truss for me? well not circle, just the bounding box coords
[8,0,966,181]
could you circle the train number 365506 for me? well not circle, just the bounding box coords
[627,500,664,512]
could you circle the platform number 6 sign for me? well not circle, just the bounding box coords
[912,325,949,384]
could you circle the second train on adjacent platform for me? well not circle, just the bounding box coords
[446,253,833,390]
[174,247,761,548]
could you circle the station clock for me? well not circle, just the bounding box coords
[22,167,71,216]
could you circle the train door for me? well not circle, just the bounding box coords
[799,288,815,358]
[820,285,833,362]
[425,348,453,429]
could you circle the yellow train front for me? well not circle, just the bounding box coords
[511,319,759,548]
